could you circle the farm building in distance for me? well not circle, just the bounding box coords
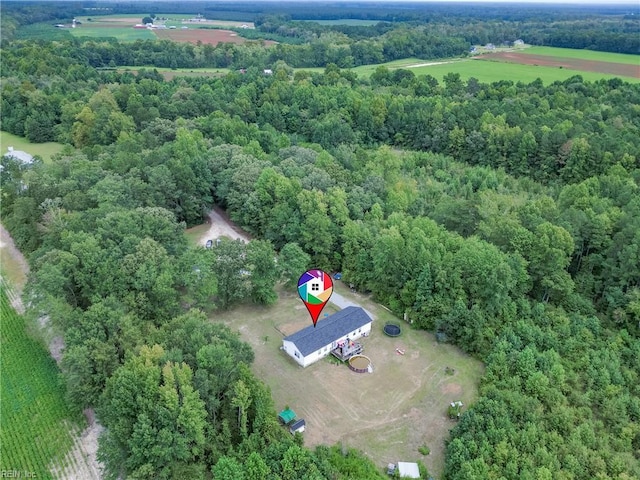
[282,306,372,367]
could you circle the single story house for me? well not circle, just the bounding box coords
[282,306,372,368]
[4,147,33,164]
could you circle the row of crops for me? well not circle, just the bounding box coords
[0,287,80,479]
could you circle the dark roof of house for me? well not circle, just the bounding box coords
[284,306,372,356]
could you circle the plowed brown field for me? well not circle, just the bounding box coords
[155,28,275,46]
[478,52,639,78]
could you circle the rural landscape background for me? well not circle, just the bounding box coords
[1,1,639,479]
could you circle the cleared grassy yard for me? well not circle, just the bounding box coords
[212,281,483,477]
[1,132,65,163]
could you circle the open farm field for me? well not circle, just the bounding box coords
[213,281,483,477]
[78,14,192,22]
[77,15,254,29]
[69,26,155,41]
[182,19,255,28]
[154,28,273,46]
[301,19,382,26]
[1,131,65,163]
[118,66,230,81]
[14,23,74,41]
[391,58,640,84]
[522,46,640,65]
[345,46,639,84]
[0,289,80,479]
[478,52,639,79]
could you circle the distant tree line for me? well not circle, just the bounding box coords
[2,8,639,480]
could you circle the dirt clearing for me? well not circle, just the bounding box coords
[193,206,251,247]
[155,29,276,46]
[477,52,640,78]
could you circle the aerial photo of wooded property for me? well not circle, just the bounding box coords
[0,0,639,478]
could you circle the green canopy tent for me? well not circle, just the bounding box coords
[278,408,296,425]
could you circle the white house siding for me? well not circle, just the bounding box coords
[283,322,372,367]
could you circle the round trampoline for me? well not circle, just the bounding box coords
[383,323,402,337]
[348,355,371,373]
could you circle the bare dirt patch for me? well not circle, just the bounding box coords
[198,207,251,245]
[49,419,103,480]
[478,52,640,78]
[0,223,29,306]
[155,28,275,46]
[196,206,251,246]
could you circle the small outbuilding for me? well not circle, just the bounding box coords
[289,419,306,434]
[397,462,420,479]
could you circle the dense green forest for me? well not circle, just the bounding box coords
[2,2,640,480]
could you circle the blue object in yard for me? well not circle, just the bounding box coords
[333,272,342,280]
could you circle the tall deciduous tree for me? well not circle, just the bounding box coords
[98,345,207,479]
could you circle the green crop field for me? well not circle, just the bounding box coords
[14,23,74,41]
[69,26,156,41]
[1,132,66,163]
[408,59,640,84]
[522,46,640,65]
[0,288,79,479]
[344,57,640,85]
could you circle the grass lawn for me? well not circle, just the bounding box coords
[184,223,210,246]
[212,281,483,477]
[522,46,640,65]
[0,289,80,478]
[1,131,66,163]
[405,58,640,84]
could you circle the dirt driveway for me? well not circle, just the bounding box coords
[198,207,251,246]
